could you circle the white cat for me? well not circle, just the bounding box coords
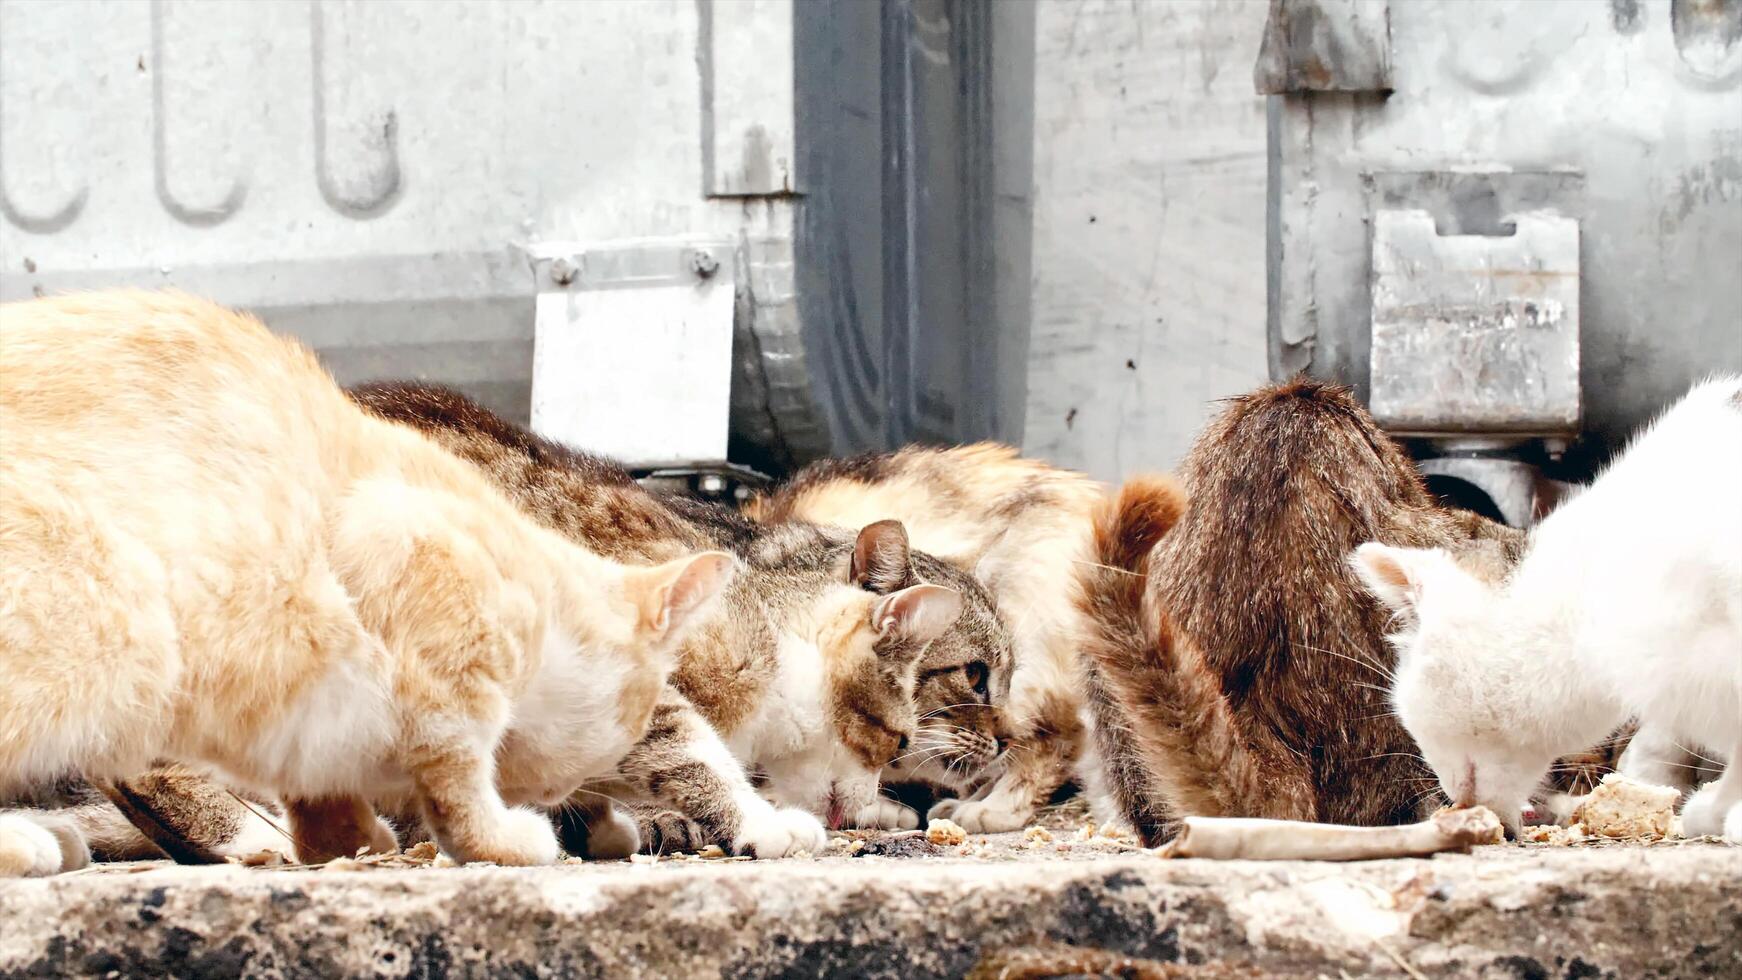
[1352,376,1742,841]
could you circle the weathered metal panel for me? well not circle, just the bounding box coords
[1254,0,1392,94]
[1023,0,1272,478]
[1266,0,1742,471]
[530,241,736,466]
[700,0,797,197]
[0,0,819,454]
[790,0,1034,456]
[1368,209,1581,436]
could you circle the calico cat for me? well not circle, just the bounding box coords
[1353,376,1742,840]
[0,291,731,874]
[1078,379,1526,845]
[749,444,1102,832]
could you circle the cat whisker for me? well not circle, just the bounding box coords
[225,790,301,851]
[1673,741,1726,767]
[1067,558,1145,580]
[921,702,988,719]
[1361,751,1429,764]
[889,745,952,767]
[1634,759,1719,772]
[1346,680,1396,699]
[1294,641,1395,683]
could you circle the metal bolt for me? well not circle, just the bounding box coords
[689,248,720,279]
[549,256,580,286]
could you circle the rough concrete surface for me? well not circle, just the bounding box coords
[1,832,1737,980]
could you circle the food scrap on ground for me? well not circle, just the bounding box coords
[1571,773,1680,839]
[925,818,967,846]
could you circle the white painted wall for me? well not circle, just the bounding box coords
[1022,0,1271,481]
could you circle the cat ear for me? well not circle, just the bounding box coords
[629,550,737,638]
[870,584,963,647]
[1349,543,1437,617]
[850,520,913,593]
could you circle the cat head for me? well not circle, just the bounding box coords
[498,548,737,806]
[1350,541,1580,832]
[844,522,1014,793]
[747,521,963,827]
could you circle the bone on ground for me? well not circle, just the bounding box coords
[1160,807,1505,862]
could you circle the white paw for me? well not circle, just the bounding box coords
[854,798,919,831]
[926,798,962,822]
[1680,783,1728,838]
[733,806,827,859]
[584,806,641,861]
[948,799,1030,834]
[0,814,88,877]
[366,815,400,855]
[467,807,561,866]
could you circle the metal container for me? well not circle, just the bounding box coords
[1263,0,1742,489]
[0,0,1035,479]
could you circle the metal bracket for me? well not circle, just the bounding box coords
[529,239,737,468]
[1369,209,1581,438]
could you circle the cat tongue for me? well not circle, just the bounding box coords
[826,800,848,830]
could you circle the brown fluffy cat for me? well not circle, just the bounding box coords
[749,444,1104,832]
[0,291,731,874]
[1077,380,1524,844]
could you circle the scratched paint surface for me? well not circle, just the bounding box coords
[1022,0,1271,480]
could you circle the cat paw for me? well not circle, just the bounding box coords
[926,798,962,822]
[365,815,400,855]
[582,806,641,860]
[854,798,919,830]
[638,809,704,855]
[0,814,89,877]
[1723,803,1742,845]
[946,799,1030,834]
[733,807,827,859]
[461,807,562,866]
[1680,783,1726,838]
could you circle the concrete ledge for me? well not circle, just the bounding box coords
[2,841,1737,978]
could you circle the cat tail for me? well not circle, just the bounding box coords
[1076,475,1307,844]
[1075,476,1187,844]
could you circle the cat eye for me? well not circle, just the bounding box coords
[965,661,989,696]
[897,735,909,752]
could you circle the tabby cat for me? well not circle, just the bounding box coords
[356,383,996,845]
[750,444,1104,832]
[0,291,730,874]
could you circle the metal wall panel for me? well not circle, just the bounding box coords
[1268,0,1742,472]
[0,0,803,444]
[1023,0,1272,479]
[3,0,1036,475]
[790,0,1036,459]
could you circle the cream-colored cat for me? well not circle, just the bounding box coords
[0,290,731,873]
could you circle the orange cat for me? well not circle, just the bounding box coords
[0,290,730,873]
